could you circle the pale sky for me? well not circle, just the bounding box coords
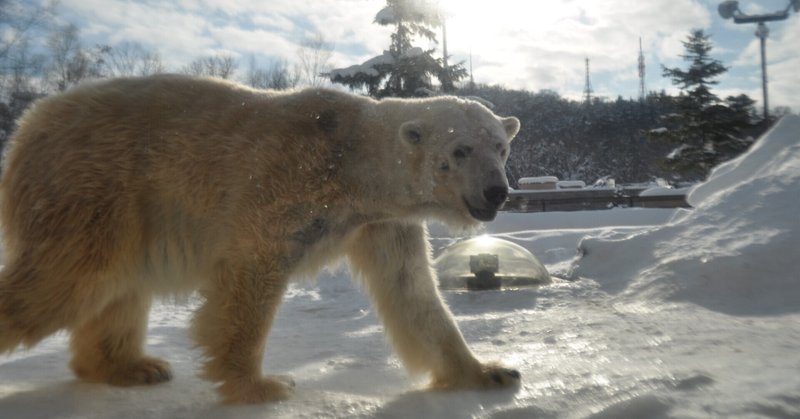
[54,0,800,112]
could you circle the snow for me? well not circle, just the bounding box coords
[2,116,800,418]
[402,47,424,58]
[573,115,800,314]
[330,48,423,80]
[666,143,689,160]
[329,51,394,79]
[374,6,396,25]
[638,186,690,197]
[519,176,559,185]
[557,180,585,189]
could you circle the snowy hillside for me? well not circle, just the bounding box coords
[1,116,799,418]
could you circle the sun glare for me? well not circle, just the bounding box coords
[438,0,575,50]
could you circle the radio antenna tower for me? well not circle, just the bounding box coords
[469,49,475,89]
[638,37,646,101]
[583,57,593,105]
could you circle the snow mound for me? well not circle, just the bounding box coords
[571,116,800,315]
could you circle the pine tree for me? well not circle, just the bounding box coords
[651,29,756,179]
[330,0,466,98]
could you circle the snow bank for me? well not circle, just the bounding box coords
[572,116,800,314]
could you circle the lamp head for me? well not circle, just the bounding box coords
[718,0,740,19]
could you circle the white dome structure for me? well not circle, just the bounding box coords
[435,236,551,290]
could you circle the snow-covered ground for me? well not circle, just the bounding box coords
[2,116,799,418]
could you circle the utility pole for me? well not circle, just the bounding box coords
[718,0,799,121]
[756,22,769,120]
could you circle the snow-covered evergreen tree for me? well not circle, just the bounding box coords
[330,0,466,98]
[650,30,756,179]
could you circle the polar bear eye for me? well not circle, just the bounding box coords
[452,146,472,159]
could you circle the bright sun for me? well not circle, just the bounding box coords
[437,0,574,46]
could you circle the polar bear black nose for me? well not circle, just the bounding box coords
[484,186,508,207]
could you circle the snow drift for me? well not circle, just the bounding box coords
[572,116,800,314]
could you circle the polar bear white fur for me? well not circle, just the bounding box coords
[0,74,521,403]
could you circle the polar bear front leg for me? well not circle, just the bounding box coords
[347,222,520,390]
[190,260,294,404]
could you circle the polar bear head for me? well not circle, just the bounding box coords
[392,98,520,226]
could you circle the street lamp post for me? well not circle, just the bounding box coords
[718,0,799,121]
[755,22,768,121]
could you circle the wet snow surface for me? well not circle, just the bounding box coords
[2,117,800,418]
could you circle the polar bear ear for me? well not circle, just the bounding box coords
[501,116,521,140]
[399,121,424,145]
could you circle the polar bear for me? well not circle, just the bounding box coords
[0,74,521,403]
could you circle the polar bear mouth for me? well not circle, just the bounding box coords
[463,197,499,222]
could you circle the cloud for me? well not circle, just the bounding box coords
[205,25,299,59]
[50,0,797,110]
[441,0,709,99]
[59,0,212,67]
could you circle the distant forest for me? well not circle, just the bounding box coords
[460,86,678,186]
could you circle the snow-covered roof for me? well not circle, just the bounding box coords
[638,186,691,196]
[519,176,559,185]
[557,180,586,189]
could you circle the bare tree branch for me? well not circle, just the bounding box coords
[100,42,165,77]
[245,56,300,90]
[182,54,238,79]
[297,33,334,87]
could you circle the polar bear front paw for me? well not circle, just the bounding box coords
[218,375,295,404]
[481,364,521,388]
[431,362,521,390]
